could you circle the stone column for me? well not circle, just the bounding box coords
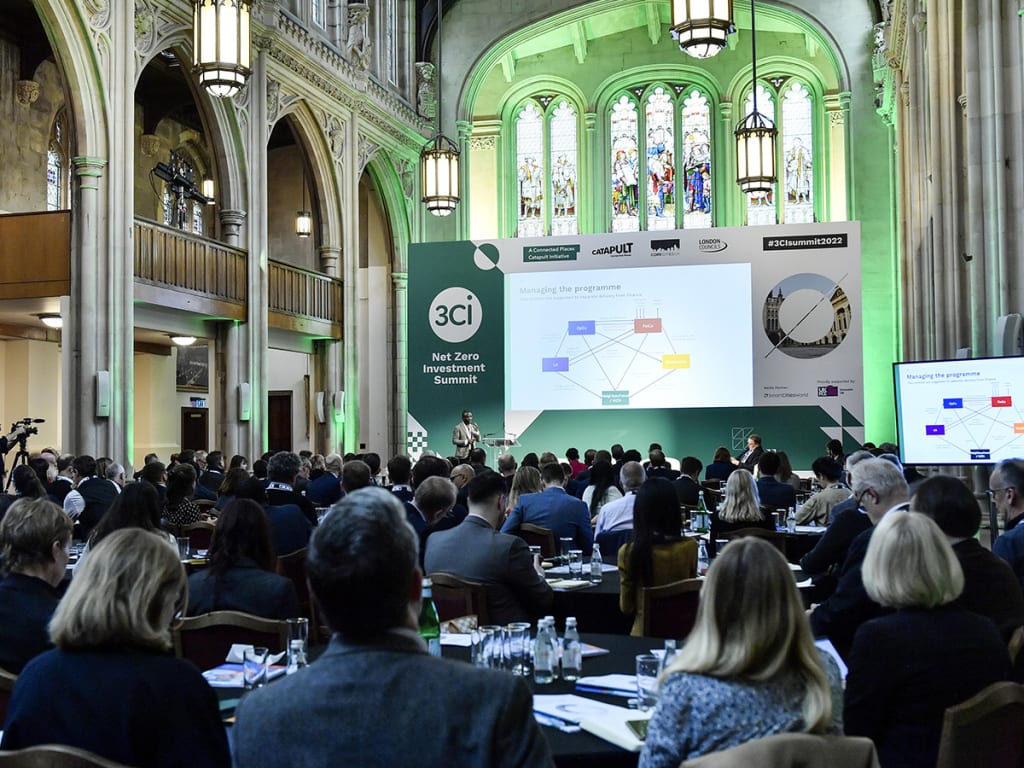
[717,102,735,225]
[319,244,343,452]
[342,114,360,452]
[319,244,341,277]
[219,209,247,247]
[582,113,597,233]
[391,271,408,456]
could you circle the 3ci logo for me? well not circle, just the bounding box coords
[429,287,482,343]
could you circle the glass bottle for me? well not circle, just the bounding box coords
[418,577,441,657]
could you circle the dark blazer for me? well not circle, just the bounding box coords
[704,461,735,482]
[1,647,230,768]
[953,538,1024,640]
[264,504,313,558]
[672,476,701,506]
[424,515,553,625]
[192,482,217,502]
[390,485,415,504]
[756,476,797,509]
[735,446,764,472]
[76,477,119,539]
[647,466,680,482]
[0,573,60,673]
[800,499,872,578]
[305,472,342,507]
[47,476,73,505]
[232,631,554,768]
[501,486,594,555]
[187,560,300,620]
[265,486,318,527]
[197,470,224,494]
[845,605,1009,768]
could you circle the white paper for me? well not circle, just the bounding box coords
[533,693,631,724]
[545,562,617,576]
[794,525,826,534]
[225,644,286,664]
[439,633,473,647]
[574,673,638,695]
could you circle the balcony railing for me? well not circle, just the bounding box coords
[268,260,343,326]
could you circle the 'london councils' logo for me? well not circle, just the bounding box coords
[429,287,483,343]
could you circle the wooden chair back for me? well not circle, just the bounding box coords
[722,526,787,557]
[0,746,134,768]
[180,520,217,551]
[518,523,556,558]
[276,547,312,620]
[0,666,17,726]
[936,681,1024,768]
[595,528,633,558]
[172,610,288,672]
[681,733,879,767]
[640,578,703,640]
[700,479,722,491]
[428,572,490,626]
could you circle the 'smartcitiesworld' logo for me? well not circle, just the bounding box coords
[429,287,483,343]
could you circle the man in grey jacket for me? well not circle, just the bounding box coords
[233,487,554,768]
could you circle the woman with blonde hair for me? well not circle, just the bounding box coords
[641,537,841,766]
[709,469,773,556]
[844,511,1008,767]
[1,528,230,768]
[506,465,542,514]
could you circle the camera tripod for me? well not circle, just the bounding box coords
[2,438,31,494]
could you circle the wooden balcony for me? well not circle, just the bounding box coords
[268,260,343,338]
[0,211,71,299]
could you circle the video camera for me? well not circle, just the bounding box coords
[11,417,44,439]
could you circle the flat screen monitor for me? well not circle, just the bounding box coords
[893,356,1024,465]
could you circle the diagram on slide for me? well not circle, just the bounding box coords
[507,264,753,411]
[896,366,1024,463]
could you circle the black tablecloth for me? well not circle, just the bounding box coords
[549,571,632,635]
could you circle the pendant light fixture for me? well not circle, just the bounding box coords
[193,0,252,98]
[734,0,776,194]
[296,165,312,238]
[671,0,734,59]
[420,0,460,216]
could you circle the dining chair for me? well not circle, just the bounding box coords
[681,733,879,767]
[595,528,632,559]
[640,578,703,640]
[0,666,17,725]
[721,526,787,557]
[936,681,1024,768]
[428,572,490,626]
[172,610,288,672]
[0,745,133,768]
[180,520,217,551]
[518,523,556,558]
[276,547,313,621]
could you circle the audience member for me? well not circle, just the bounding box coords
[704,446,735,483]
[387,454,414,503]
[342,459,373,494]
[809,458,909,659]
[775,450,802,491]
[75,481,174,575]
[0,499,72,673]
[214,466,250,511]
[826,438,846,468]
[755,452,797,509]
[991,459,1024,587]
[0,465,48,519]
[595,461,644,536]
[63,454,119,539]
[238,476,311,559]
[188,499,299,619]
[306,453,343,507]
[565,447,586,479]
[575,449,611,489]
[406,476,457,562]
[164,463,204,527]
[646,449,679,481]
[265,452,318,526]
[911,474,1024,641]
[47,454,75,505]
[796,457,851,525]
[582,460,623,525]
[425,472,553,624]
[197,451,225,493]
[229,454,248,471]
[362,452,382,484]
[232,488,554,768]
[1,529,230,767]
[671,456,703,506]
[640,537,841,767]
[138,460,168,505]
[844,511,1008,768]
[496,453,517,495]
[709,469,773,557]
[506,465,542,514]
[503,462,593,555]
[251,459,268,480]
[618,478,697,637]
[449,463,475,508]
[521,452,540,470]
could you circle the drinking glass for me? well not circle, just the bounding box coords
[286,618,308,673]
[559,537,574,564]
[243,646,269,690]
[504,622,532,676]
[635,654,660,712]
[472,625,499,668]
[176,537,190,560]
[567,549,584,578]
[528,545,542,562]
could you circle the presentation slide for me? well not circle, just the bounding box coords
[506,264,753,411]
[894,356,1024,464]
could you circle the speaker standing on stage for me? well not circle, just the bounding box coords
[452,410,481,460]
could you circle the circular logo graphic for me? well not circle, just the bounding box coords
[762,273,851,359]
[429,287,483,343]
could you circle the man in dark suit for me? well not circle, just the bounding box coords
[264,451,317,526]
[646,448,679,481]
[197,450,225,494]
[238,478,311,558]
[424,472,552,625]
[502,462,593,555]
[755,451,797,509]
[672,456,704,506]
[387,454,415,503]
[305,453,343,507]
[992,459,1024,588]
[497,452,517,495]
[47,454,75,506]
[731,433,764,472]
[232,487,554,768]
[62,455,118,540]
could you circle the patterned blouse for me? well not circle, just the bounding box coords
[165,500,203,527]
[639,651,844,767]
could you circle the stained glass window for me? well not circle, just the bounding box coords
[645,88,675,231]
[47,110,68,211]
[311,0,325,27]
[744,84,776,226]
[610,96,640,233]
[515,101,544,238]
[680,89,712,230]
[192,202,204,234]
[782,81,814,223]
[162,186,174,226]
[549,100,578,236]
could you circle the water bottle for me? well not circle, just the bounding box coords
[589,542,603,584]
[787,506,797,533]
[696,490,709,533]
[533,619,555,684]
[418,578,441,657]
[562,617,582,681]
[697,539,709,576]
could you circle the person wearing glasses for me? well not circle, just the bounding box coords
[991,459,1024,588]
[809,458,909,660]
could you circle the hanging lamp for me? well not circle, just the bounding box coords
[193,0,252,98]
[734,0,777,194]
[671,0,734,59]
[420,0,460,216]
